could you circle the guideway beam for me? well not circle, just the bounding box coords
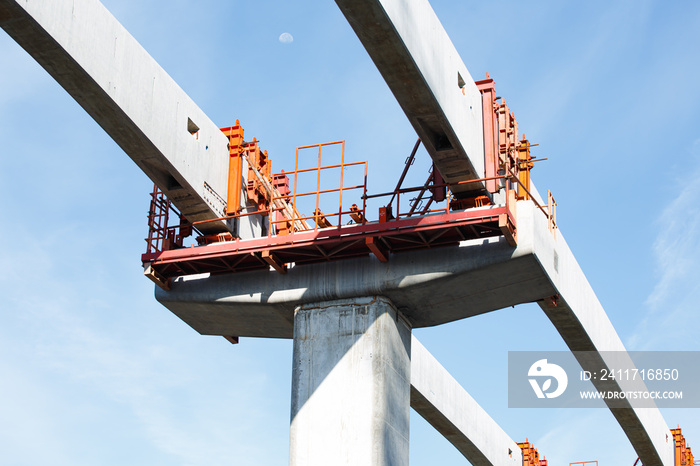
[335,0,486,196]
[0,0,231,233]
[411,336,523,466]
[526,197,673,466]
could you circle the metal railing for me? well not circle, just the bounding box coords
[270,141,368,232]
[145,185,198,255]
[144,140,558,259]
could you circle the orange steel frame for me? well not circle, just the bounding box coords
[143,74,560,282]
[519,440,547,466]
[142,157,521,279]
[142,147,551,280]
[672,428,695,466]
[476,73,499,194]
[221,121,245,216]
[275,141,368,231]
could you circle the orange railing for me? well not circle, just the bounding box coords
[269,141,368,233]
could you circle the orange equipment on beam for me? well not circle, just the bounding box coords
[475,73,499,194]
[143,73,567,280]
[220,120,271,216]
[476,74,535,202]
[518,440,548,466]
[244,137,271,213]
[517,136,534,201]
[221,121,245,216]
[672,428,695,466]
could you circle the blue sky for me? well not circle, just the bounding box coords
[1,0,699,464]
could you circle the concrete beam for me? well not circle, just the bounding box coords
[411,336,522,466]
[157,237,552,337]
[531,221,674,466]
[334,0,485,196]
[0,0,236,234]
[290,296,411,466]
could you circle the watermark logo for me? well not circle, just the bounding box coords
[509,351,698,408]
[528,359,568,398]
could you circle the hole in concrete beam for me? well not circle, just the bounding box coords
[416,118,453,152]
[458,71,466,89]
[187,117,200,137]
[166,175,183,191]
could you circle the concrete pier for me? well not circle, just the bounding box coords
[290,296,411,466]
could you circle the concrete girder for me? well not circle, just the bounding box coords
[334,0,486,197]
[156,198,673,466]
[0,0,235,234]
[411,335,523,466]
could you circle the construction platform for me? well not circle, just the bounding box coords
[142,138,525,284]
[143,204,514,279]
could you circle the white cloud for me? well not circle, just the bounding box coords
[646,153,700,309]
[628,139,700,350]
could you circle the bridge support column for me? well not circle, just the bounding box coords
[290,296,412,466]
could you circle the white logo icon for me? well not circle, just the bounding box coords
[528,359,568,399]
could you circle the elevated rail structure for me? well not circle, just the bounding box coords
[0,0,692,465]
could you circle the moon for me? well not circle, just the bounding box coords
[279,32,294,44]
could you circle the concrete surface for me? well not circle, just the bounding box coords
[158,240,552,337]
[0,0,256,234]
[411,336,523,466]
[289,296,411,466]
[334,0,485,196]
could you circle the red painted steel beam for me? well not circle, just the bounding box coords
[145,206,512,279]
[149,207,507,264]
[262,250,287,274]
[366,237,389,262]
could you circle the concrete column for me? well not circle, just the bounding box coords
[290,296,411,466]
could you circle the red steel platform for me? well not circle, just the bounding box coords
[143,205,514,280]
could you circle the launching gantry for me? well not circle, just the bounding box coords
[141,77,536,288]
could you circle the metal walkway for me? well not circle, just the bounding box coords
[143,204,514,279]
